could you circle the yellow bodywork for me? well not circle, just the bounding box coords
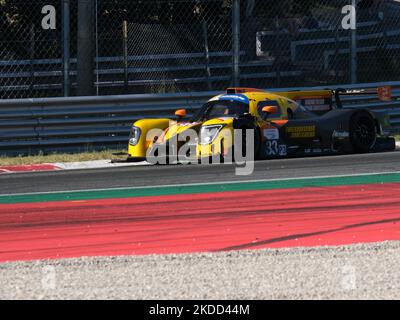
[158,121,201,143]
[197,118,234,157]
[128,88,333,160]
[128,118,170,158]
[128,119,201,158]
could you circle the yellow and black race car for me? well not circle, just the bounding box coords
[127,87,395,162]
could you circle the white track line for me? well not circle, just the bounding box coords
[1,170,400,197]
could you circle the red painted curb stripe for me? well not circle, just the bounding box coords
[1,183,400,262]
[0,164,61,173]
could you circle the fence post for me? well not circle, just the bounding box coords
[29,24,35,94]
[275,19,281,87]
[232,0,240,87]
[350,0,357,83]
[122,21,129,93]
[77,0,95,96]
[202,20,212,91]
[62,0,70,97]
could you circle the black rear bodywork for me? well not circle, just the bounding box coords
[256,89,395,159]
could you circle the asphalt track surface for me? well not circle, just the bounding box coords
[1,151,400,194]
[1,151,400,299]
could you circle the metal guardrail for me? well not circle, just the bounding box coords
[0,81,399,156]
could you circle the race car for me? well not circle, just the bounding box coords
[126,87,395,162]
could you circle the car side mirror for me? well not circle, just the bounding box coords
[175,109,187,120]
[261,106,277,120]
[262,106,277,114]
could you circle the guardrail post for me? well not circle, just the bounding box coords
[232,0,240,87]
[77,0,95,96]
[62,0,71,97]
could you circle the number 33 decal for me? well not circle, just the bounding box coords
[266,140,287,156]
[266,140,278,155]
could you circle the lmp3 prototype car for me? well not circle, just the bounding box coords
[127,87,395,162]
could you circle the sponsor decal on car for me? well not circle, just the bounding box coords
[263,128,279,140]
[286,125,316,138]
[295,96,332,112]
[219,94,249,104]
[278,144,287,156]
[305,148,331,154]
[333,130,350,138]
[378,86,392,102]
[265,140,287,156]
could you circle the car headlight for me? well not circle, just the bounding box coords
[129,126,141,146]
[200,125,224,145]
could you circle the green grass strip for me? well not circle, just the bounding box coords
[1,172,400,204]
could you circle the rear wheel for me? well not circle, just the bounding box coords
[349,111,377,153]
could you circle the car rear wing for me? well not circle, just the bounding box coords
[280,86,392,113]
[334,86,392,109]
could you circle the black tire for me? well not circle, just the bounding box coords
[349,110,377,153]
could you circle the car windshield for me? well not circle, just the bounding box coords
[191,100,249,122]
